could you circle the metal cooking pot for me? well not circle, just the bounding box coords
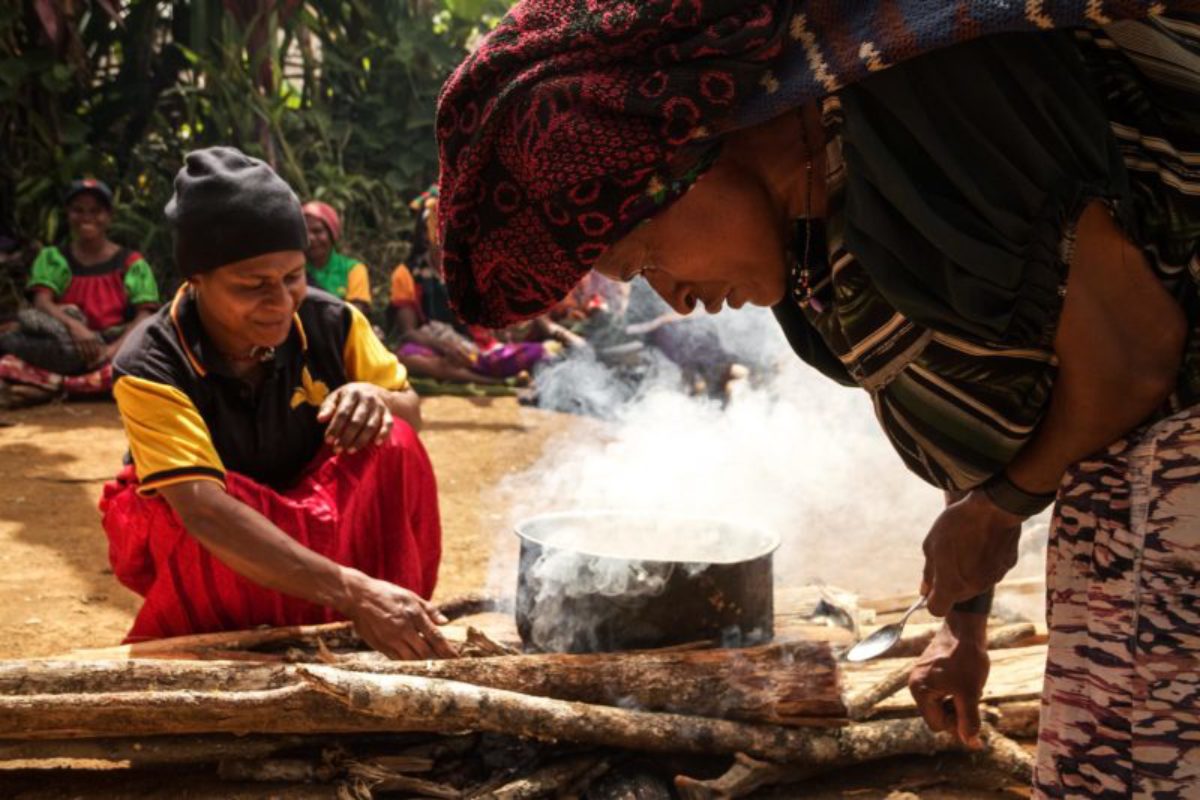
[514,510,779,653]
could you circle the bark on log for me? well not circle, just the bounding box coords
[298,667,953,763]
[51,594,510,662]
[53,622,501,662]
[843,623,1036,720]
[0,682,415,739]
[2,639,846,728]
[0,658,289,695]
[0,733,334,764]
[437,593,510,621]
[673,724,1031,799]
[989,699,1041,740]
[338,640,845,725]
[56,622,359,661]
[347,761,462,798]
[976,724,1034,783]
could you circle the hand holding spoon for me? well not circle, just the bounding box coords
[844,594,927,662]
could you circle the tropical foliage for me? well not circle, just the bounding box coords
[0,0,509,309]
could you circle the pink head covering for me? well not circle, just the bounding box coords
[301,200,342,242]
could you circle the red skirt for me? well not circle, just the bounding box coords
[99,421,441,642]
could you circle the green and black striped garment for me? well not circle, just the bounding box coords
[773,16,1200,492]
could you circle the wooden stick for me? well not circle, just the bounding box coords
[51,593,509,662]
[977,723,1034,783]
[844,623,1036,720]
[989,699,1041,740]
[674,753,816,800]
[54,622,358,661]
[0,681,449,740]
[436,593,510,621]
[561,758,613,799]
[348,761,463,799]
[0,733,330,764]
[673,723,1032,799]
[299,666,949,763]
[489,756,606,800]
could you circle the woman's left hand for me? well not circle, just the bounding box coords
[317,382,394,454]
[921,491,1023,616]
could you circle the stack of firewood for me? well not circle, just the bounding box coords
[0,584,1047,798]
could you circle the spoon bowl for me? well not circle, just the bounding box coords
[845,595,927,663]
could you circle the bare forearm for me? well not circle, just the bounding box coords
[1005,360,1174,493]
[32,291,82,330]
[162,483,356,613]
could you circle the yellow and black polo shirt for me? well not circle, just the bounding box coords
[112,286,407,493]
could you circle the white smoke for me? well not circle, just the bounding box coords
[491,300,1048,616]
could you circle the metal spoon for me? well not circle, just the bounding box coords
[844,595,928,662]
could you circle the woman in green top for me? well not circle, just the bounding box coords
[302,200,372,315]
[0,179,159,405]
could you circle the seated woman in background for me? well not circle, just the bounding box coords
[404,186,458,328]
[388,261,561,385]
[101,148,450,661]
[302,200,372,315]
[0,179,159,406]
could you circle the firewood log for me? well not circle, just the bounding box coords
[337,640,844,725]
[2,638,847,729]
[988,699,1041,740]
[299,667,955,764]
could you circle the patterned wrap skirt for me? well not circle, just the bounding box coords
[1037,404,1200,798]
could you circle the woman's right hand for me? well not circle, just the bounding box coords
[68,321,105,366]
[341,571,457,660]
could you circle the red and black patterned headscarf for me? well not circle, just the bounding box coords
[437,0,1177,327]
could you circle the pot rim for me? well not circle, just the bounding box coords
[513,509,781,565]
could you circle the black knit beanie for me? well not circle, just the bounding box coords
[166,147,308,276]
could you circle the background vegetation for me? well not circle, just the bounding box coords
[0,0,510,312]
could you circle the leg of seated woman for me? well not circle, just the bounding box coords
[0,330,83,376]
[100,418,441,641]
[398,353,504,385]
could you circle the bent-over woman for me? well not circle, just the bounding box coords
[435,3,1200,795]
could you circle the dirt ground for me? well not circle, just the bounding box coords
[0,395,577,659]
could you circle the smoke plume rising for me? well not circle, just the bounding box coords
[490,299,1048,618]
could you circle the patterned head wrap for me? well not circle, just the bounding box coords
[437,0,1179,326]
[302,200,342,243]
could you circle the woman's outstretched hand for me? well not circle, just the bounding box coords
[341,571,456,661]
[920,491,1023,617]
